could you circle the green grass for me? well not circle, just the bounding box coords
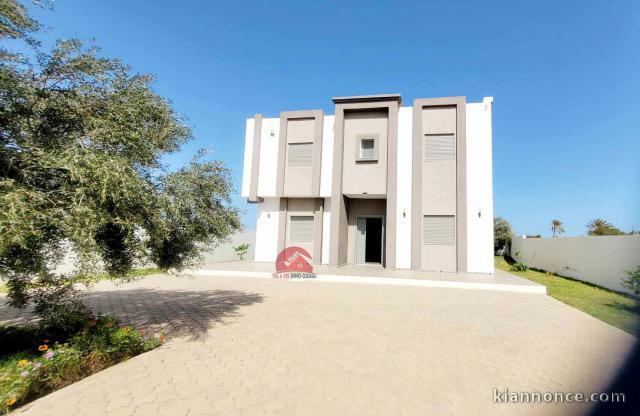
[495,256,640,336]
[1,268,160,294]
[80,267,162,284]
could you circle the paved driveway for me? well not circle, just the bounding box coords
[3,274,637,416]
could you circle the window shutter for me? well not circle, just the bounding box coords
[289,216,314,242]
[288,143,313,166]
[423,215,455,245]
[424,134,455,161]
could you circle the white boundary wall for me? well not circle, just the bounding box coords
[511,235,640,294]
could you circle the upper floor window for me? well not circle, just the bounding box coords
[424,134,455,161]
[288,142,313,166]
[356,134,378,162]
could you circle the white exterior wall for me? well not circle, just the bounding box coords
[240,118,254,197]
[321,197,331,264]
[465,98,494,273]
[395,107,413,269]
[254,198,280,262]
[257,117,279,197]
[511,236,640,294]
[320,116,334,197]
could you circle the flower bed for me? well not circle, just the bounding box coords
[0,316,163,413]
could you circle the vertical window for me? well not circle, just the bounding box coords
[356,134,378,161]
[424,134,455,161]
[289,216,314,242]
[423,215,455,245]
[360,139,375,159]
[288,143,313,166]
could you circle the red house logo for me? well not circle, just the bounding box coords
[273,246,316,279]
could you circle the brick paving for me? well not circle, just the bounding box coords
[1,273,637,415]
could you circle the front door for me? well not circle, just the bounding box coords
[356,216,384,265]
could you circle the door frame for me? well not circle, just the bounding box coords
[355,214,385,265]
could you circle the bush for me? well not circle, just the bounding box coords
[509,262,528,272]
[233,243,249,261]
[622,266,640,297]
[0,315,162,413]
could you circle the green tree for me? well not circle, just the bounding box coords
[0,1,240,329]
[550,219,564,237]
[493,217,514,255]
[621,266,640,297]
[0,0,40,44]
[233,243,249,261]
[586,218,624,236]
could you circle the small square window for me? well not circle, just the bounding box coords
[356,134,378,162]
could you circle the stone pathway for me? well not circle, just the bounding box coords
[1,273,637,415]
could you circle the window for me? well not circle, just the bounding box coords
[288,143,313,166]
[424,134,455,161]
[289,216,314,242]
[356,134,378,161]
[423,215,455,245]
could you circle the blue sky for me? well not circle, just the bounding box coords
[23,0,639,236]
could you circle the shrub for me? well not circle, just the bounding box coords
[233,243,250,261]
[0,315,162,413]
[509,262,528,272]
[621,266,640,297]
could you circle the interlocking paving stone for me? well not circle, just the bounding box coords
[1,273,637,415]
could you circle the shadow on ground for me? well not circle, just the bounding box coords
[0,288,264,341]
[82,288,264,340]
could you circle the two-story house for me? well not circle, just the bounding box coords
[241,94,494,273]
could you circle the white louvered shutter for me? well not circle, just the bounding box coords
[288,143,313,166]
[423,215,456,245]
[424,134,455,161]
[289,216,314,242]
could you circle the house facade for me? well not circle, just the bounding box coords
[241,94,494,273]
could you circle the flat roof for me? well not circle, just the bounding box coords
[332,93,402,105]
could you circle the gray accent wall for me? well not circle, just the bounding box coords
[329,97,399,268]
[411,97,467,272]
[277,197,324,264]
[342,110,388,196]
[276,110,324,198]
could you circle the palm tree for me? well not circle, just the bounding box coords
[586,218,623,236]
[550,219,565,237]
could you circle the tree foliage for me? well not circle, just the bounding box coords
[0,0,41,45]
[0,1,240,327]
[493,217,513,255]
[550,219,564,237]
[586,218,624,236]
[621,266,640,297]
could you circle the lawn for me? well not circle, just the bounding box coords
[495,256,640,336]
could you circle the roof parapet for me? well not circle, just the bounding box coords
[332,93,402,105]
